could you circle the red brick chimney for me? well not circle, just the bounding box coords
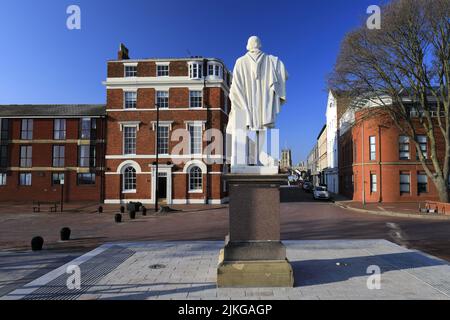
[118,43,130,60]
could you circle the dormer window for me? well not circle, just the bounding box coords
[189,61,203,79]
[156,63,169,77]
[207,62,223,79]
[124,64,137,77]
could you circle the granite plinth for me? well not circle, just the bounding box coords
[218,174,293,287]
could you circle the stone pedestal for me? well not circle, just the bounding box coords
[217,174,294,288]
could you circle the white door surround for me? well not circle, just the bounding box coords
[150,164,173,204]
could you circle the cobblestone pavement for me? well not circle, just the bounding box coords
[2,240,450,300]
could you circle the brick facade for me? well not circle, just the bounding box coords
[0,106,106,203]
[104,56,231,205]
[339,108,448,203]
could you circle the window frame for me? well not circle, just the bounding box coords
[78,145,96,168]
[52,172,65,185]
[417,172,428,194]
[54,119,66,140]
[124,65,137,77]
[123,126,137,155]
[400,172,411,195]
[77,173,96,185]
[189,90,203,109]
[0,172,6,186]
[52,145,65,168]
[156,91,169,109]
[417,135,428,160]
[21,119,33,140]
[0,144,8,167]
[19,172,32,186]
[156,125,170,155]
[369,136,376,161]
[80,118,97,140]
[19,145,32,168]
[370,173,377,193]
[122,166,137,192]
[156,64,169,77]
[189,62,203,79]
[189,166,203,192]
[124,91,137,109]
[188,123,202,155]
[399,135,410,160]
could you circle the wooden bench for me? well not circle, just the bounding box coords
[33,201,59,213]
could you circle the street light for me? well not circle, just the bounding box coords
[154,102,160,212]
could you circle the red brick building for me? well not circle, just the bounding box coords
[0,105,106,202]
[339,104,448,203]
[103,47,231,205]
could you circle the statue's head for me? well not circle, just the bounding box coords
[246,36,262,52]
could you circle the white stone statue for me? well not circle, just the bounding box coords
[227,36,288,174]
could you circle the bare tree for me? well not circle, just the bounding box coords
[329,0,450,202]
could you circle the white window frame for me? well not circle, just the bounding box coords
[369,136,376,161]
[156,91,169,109]
[207,61,223,79]
[124,91,137,109]
[122,165,137,193]
[189,90,203,109]
[123,125,137,155]
[123,63,138,78]
[156,124,170,155]
[188,166,203,193]
[188,123,203,155]
[370,173,377,193]
[156,63,170,77]
[188,61,203,79]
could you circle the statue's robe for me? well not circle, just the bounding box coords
[227,50,288,134]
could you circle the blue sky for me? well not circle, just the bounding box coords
[0,0,386,163]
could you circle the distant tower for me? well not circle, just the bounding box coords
[280,149,292,171]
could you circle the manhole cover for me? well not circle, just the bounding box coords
[149,264,166,269]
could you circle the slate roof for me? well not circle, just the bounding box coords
[0,105,105,117]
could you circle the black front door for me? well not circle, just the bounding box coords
[158,176,167,199]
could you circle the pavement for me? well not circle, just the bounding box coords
[2,240,450,300]
[1,188,450,299]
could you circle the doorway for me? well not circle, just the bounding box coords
[158,172,167,200]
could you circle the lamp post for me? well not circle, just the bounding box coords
[154,103,160,212]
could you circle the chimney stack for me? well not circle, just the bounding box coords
[118,43,130,60]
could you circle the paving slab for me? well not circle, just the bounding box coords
[1,240,449,300]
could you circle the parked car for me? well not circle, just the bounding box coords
[313,186,330,200]
[303,181,313,192]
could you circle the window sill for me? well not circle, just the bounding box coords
[122,190,136,194]
[188,190,203,194]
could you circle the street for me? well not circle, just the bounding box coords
[0,188,449,261]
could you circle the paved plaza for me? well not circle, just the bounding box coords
[1,240,450,300]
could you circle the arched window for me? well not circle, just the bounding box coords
[123,166,136,192]
[189,166,202,191]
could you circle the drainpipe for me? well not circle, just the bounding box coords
[378,125,382,203]
[362,123,366,206]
